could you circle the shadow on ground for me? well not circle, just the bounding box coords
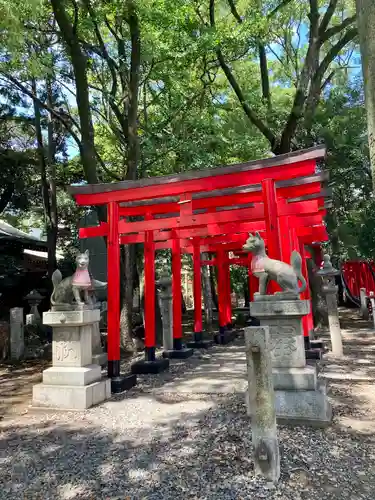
[1,391,375,500]
[1,308,375,498]
[0,359,50,418]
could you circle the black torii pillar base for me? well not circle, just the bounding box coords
[304,335,324,360]
[131,347,170,374]
[108,360,137,394]
[162,339,194,359]
[186,332,214,349]
[214,326,237,345]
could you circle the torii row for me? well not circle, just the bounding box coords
[69,146,329,380]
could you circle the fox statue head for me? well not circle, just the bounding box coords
[242,232,265,254]
[75,250,90,270]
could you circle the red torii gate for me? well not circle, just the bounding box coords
[69,145,329,390]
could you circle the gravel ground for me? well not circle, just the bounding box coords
[1,311,375,499]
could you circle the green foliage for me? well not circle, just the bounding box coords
[0,0,370,270]
[308,79,372,259]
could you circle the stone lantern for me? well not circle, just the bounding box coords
[317,255,343,357]
[24,289,44,325]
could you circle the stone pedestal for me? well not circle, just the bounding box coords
[247,295,331,427]
[32,309,110,410]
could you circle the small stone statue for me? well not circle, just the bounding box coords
[317,254,339,288]
[243,232,306,296]
[156,273,172,294]
[50,250,107,310]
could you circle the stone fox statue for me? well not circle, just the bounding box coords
[50,250,107,308]
[243,232,306,295]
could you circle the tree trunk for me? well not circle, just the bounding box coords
[244,276,250,308]
[126,0,141,182]
[356,0,375,192]
[258,42,271,110]
[46,77,58,277]
[120,245,136,352]
[32,78,56,278]
[119,0,142,347]
[201,252,213,332]
[51,0,99,187]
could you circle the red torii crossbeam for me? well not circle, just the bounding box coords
[69,145,329,386]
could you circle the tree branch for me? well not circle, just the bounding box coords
[210,0,276,147]
[94,148,122,181]
[227,0,271,107]
[227,0,242,23]
[320,15,357,43]
[3,75,82,147]
[315,28,358,85]
[276,0,320,153]
[319,0,338,36]
[268,0,293,18]
[304,27,357,134]
[82,0,118,100]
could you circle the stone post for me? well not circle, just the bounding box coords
[156,275,193,359]
[245,326,280,483]
[317,255,343,357]
[248,294,332,427]
[370,292,375,330]
[32,308,110,410]
[360,287,369,320]
[158,279,174,351]
[10,307,24,360]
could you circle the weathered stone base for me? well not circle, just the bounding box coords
[274,381,332,427]
[131,357,170,374]
[162,348,194,359]
[43,365,101,386]
[92,352,107,367]
[245,379,332,428]
[32,378,111,410]
[272,365,317,391]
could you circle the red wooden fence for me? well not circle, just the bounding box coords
[341,260,375,303]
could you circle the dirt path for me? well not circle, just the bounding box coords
[0,359,50,419]
[1,309,375,498]
[1,308,375,427]
[320,308,375,435]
